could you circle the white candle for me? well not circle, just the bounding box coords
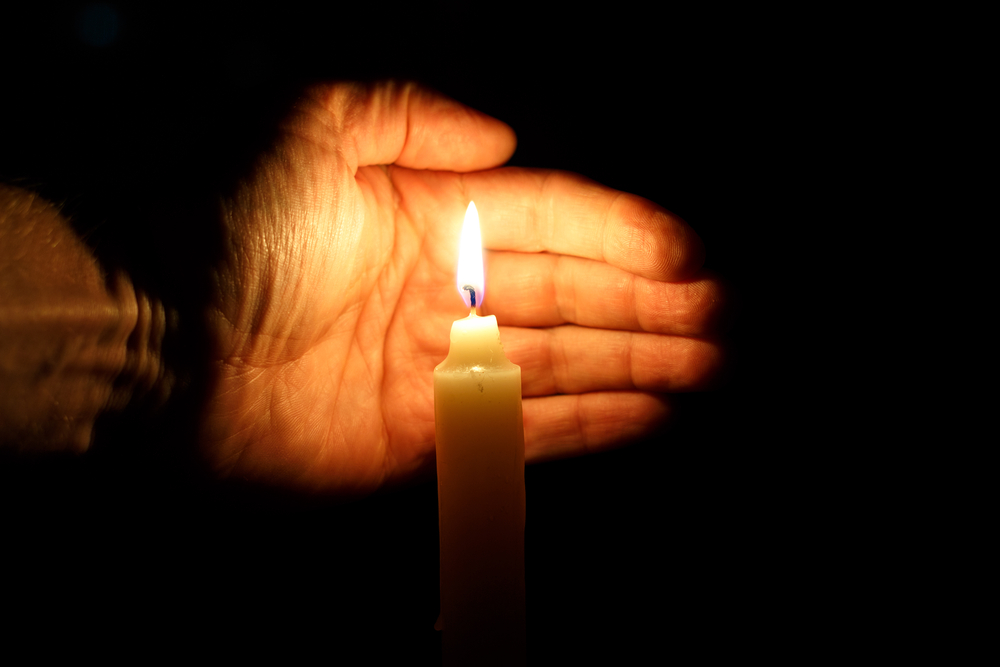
[435,202,526,665]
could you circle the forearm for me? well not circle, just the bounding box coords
[0,184,165,452]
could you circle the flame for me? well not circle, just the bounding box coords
[456,201,484,309]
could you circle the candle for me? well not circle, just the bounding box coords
[435,202,527,665]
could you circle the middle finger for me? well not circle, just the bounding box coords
[483,251,726,336]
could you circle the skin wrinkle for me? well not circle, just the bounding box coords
[542,172,559,250]
[555,254,577,326]
[401,82,414,166]
[347,115,364,175]
[222,375,273,478]
[235,191,269,342]
[622,271,640,332]
[551,326,571,394]
[625,330,637,392]
[348,321,391,488]
[527,171,553,253]
[306,354,344,480]
[218,363,266,402]
[373,170,442,480]
[253,158,328,358]
[671,281,700,333]
[378,177,410,479]
[213,364,274,477]
[368,316,399,485]
[573,394,591,453]
[648,276,678,333]
[456,172,471,217]
[298,87,348,158]
[340,85,379,173]
[602,190,626,268]
[215,431,251,474]
[635,278,658,333]
[217,378,270,475]
[350,185,400,486]
[274,360,327,488]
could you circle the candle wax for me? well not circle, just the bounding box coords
[435,312,526,666]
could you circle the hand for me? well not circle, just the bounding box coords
[202,81,724,494]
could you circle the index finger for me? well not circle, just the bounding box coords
[461,168,705,282]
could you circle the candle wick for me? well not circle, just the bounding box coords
[463,285,477,308]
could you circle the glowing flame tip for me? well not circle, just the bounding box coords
[456,201,484,309]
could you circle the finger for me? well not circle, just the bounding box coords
[297,81,516,172]
[462,168,705,282]
[523,392,670,464]
[500,326,723,397]
[484,251,726,336]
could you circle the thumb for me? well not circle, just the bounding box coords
[292,81,517,172]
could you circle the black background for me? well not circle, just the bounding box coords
[0,2,853,662]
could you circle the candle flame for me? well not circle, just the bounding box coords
[456,201,484,310]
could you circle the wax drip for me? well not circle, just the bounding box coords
[463,285,477,308]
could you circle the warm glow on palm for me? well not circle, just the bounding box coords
[199,82,724,495]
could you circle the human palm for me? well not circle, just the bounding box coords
[200,82,724,495]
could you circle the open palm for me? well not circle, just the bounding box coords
[200,82,724,495]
